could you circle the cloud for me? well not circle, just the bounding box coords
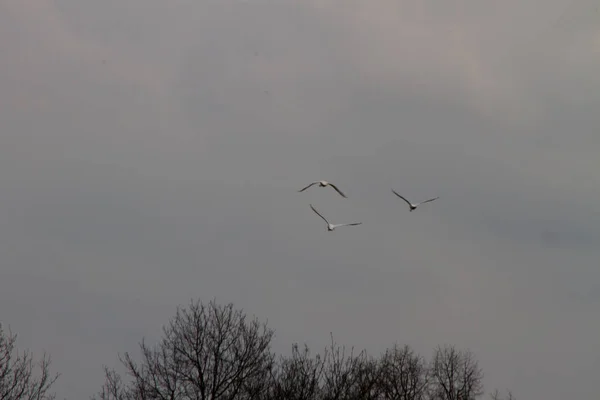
[0,0,171,106]
[301,0,541,121]
[1,1,599,400]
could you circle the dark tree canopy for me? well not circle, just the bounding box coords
[429,345,484,400]
[93,299,274,400]
[378,344,430,400]
[267,343,325,400]
[0,324,59,400]
[93,298,512,400]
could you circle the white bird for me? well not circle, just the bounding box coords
[298,180,347,198]
[391,189,439,212]
[310,204,362,231]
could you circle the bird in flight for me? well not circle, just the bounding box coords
[310,204,362,231]
[391,189,439,212]
[298,180,347,198]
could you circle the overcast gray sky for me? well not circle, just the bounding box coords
[1,1,599,399]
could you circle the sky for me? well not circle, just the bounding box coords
[0,1,599,399]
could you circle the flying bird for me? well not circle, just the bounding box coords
[391,189,439,212]
[310,204,362,231]
[298,180,347,198]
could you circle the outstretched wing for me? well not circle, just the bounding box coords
[310,204,330,225]
[328,183,347,198]
[332,222,362,228]
[298,182,318,192]
[391,189,413,207]
[416,197,439,206]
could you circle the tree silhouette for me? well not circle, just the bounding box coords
[94,299,513,400]
[94,299,274,400]
[378,344,429,400]
[0,324,59,400]
[266,343,325,400]
[429,345,484,400]
[319,334,380,400]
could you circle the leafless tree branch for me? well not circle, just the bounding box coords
[0,324,59,400]
[429,345,484,400]
[95,299,274,400]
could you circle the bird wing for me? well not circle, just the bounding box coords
[416,197,439,205]
[391,189,413,207]
[331,222,362,228]
[310,204,330,225]
[298,182,318,192]
[328,183,347,198]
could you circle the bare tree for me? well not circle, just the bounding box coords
[319,334,380,400]
[93,367,134,400]
[378,344,429,400]
[0,324,59,400]
[266,343,325,400]
[489,389,515,400]
[94,299,275,400]
[428,345,484,400]
[264,335,381,400]
[92,298,516,400]
[343,355,380,400]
